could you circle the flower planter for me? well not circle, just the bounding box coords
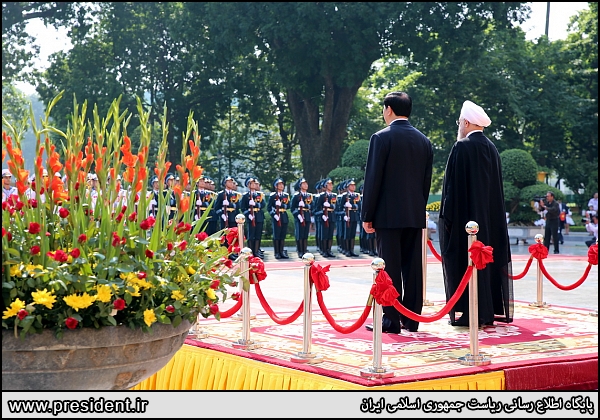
[507,225,544,245]
[2,320,191,390]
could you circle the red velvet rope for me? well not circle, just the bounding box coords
[508,255,534,280]
[315,291,372,333]
[386,266,474,323]
[538,260,593,291]
[469,240,494,270]
[427,239,442,262]
[219,296,243,318]
[310,263,331,292]
[588,243,598,265]
[529,243,548,260]
[254,282,304,325]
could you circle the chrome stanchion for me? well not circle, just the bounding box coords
[458,221,491,366]
[234,214,256,320]
[188,313,209,339]
[360,258,394,379]
[529,234,548,308]
[423,211,433,306]
[591,239,598,317]
[290,253,323,364]
[232,247,261,350]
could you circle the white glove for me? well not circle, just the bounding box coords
[248,214,254,221]
[196,199,202,205]
[275,200,281,206]
[298,215,304,223]
[222,199,229,206]
[310,216,315,223]
[322,215,328,221]
[249,199,255,206]
[344,215,349,221]
[221,214,227,221]
[274,214,280,221]
[323,202,330,208]
[150,199,157,206]
[344,202,352,208]
[299,201,304,207]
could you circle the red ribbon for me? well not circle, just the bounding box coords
[529,243,548,260]
[248,256,267,282]
[468,240,494,270]
[310,263,331,292]
[370,270,399,306]
[588,243,598,266]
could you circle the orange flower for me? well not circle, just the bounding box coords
[184,155,194,172]
[192,165,203,181]
[48,146,63,174]
[124,167,135,184]
[180,196,190,213]
[49,175,69,202]
[137,147,147,167]
[182,173,189,190]
[173,184,183,198]
[189,140,200,161]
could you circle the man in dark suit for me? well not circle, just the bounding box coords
[361,91,433,333]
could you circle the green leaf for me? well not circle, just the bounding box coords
[3,248,21,257]
[173,315,182,327]
[106,316,117,326]
[242,277,250,292]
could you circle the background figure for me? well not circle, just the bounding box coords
[314,178,338,258]
[439,100,513,327]
[557,198,569,244]
[241,176,265,258]
[585,214,598,247]
[340,178,361,257]
[268,177,290,259]
[539,191,560,254]
[291,177,312,258]
[361,91,433,333]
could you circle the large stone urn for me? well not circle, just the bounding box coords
[2,320,191,390]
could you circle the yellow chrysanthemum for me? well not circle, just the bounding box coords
[67,255,73,264]
[171,290,185,301]
[205,288,216,301]
[63,293,96,311]
[111,284,120,291]
[25,264,44,275]
[31,289,57,309]
[2,298,26,319]
[9,265,22,277]
[126,277,152,290]
[143,309,157,327]
[95,284,113,303]
[186,266,196,275]
[126,284,141,297]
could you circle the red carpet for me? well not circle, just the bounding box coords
[190,301,598,389]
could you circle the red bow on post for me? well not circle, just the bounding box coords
[528,243,549,260]
[310,263,331,292]
[588,243,598,266]
[468,240,494,270]
[370,270,399,306]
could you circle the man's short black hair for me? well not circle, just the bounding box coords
[384,91,412,118]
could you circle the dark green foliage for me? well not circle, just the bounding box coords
[341,140,370,170]
[520,183,565,202]
[500,149,538,188]
[327,167,364,185]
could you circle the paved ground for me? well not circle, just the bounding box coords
[231,231,598,318]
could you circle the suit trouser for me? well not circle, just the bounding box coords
[376,227,423,331]
[543,219,559,253]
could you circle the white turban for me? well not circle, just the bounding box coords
[460,100,491,127]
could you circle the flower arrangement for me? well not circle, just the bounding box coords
[426,201,441,212]
[2,94,237,339]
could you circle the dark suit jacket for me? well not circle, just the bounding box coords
[360,119,433,229]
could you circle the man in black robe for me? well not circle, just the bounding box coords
[439,100,513,327]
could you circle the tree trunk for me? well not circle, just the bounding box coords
[287,78,361,191]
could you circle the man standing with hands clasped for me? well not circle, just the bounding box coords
[361,91,433,334]
[439,100,513,328]
[539,191,561,254]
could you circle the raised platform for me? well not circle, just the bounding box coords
[132,301,597,390]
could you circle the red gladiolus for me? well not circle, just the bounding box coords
[195,232,208,241]
[78,234,87,243]
[128,212,137,222]
[7,231,12,241]
[28,222,41,234]
[145,249,154,258]
[1,227,6,237]
[113,298,126,310]
[167,242,174,251]
[70,248,81,258]
[231,292,240,301]
[230,280,238,288]
[165,305,175,313]
[115,213,124,223]
[111,234,121,247]
[210,280,220,289]
[139,216,156,230]
[178,241,187,251]
[28,198,38,208]
[65,317,78,329]
[17,309,28,320]
[30,245,41,255]
[137,272,147,279]
[58,207,69,218]
[209,304,219,315]
[47,249,69,263]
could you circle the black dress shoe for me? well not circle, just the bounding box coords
[365,316,400,334]
[401,323,418,332]
[449,315,469,327]
[554,250,560,254]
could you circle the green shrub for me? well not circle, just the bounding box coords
[500,149,537,188]
[341,140,370,169]
[327,167,364,184]
[519,183,565,202]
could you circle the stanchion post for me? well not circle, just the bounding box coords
[234,214,256,320]
[458,221,491,366]
[188,313,209,339]
[423,211,433,306]
[290,253,323,364]
[232,247,261,350]
[591,239,598,317]
[529,234,548,308]
[360,258,394,379]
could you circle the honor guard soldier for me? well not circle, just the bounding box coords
[334,180,347,254]
[241,176,266,258]
[164,173,178,221]
[312,179,324,255]
[215,175,240,230]
[203,177,218,235]
[291,177,312,258]
[314,178,337,258]
[191,176,214,234]
[340,178,361,257]
[268,177,290,259]
[147,176,160,218]
[359,183,377,256]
